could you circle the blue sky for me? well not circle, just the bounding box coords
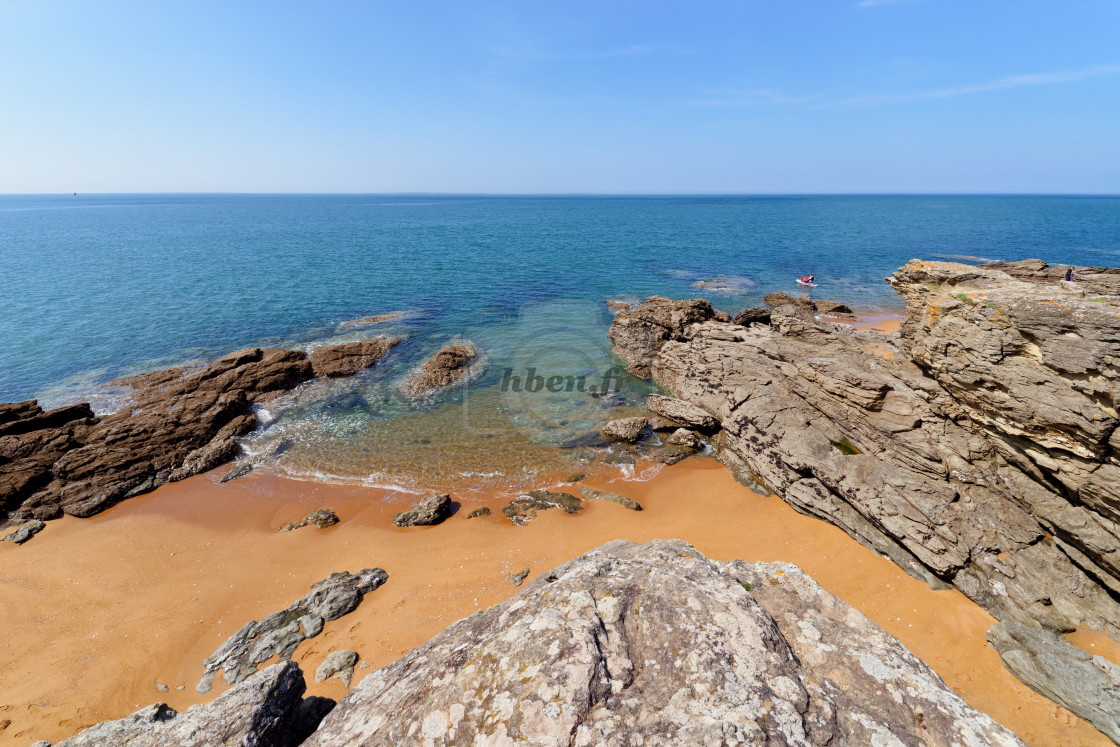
[1,0,1118,193]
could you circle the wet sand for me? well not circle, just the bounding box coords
[0,457,1108,746]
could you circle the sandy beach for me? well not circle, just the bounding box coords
[0,455,1110,746]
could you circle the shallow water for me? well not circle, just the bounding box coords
[3,194,1118,489]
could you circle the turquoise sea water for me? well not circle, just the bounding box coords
[3,194,1118,491]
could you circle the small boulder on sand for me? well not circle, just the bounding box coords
[394,494,452,527]
[279,509,340,532]
[316,649,360,688]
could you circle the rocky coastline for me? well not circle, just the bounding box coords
[609,258,1120,740]
[6,257,1120,744]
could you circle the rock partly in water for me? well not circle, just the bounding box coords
[606,296,715,377]
[58,660,322,747]
[198,568,387,691]
[309,337,401,378]
[279,509,340,532]
[579,486,642,511]
[315,650,360,689]
[763,291,815,311]
[302,540,1023,747]
[502,489,583,526]
[610,262,1120,737]
[400,341,479,396]
[666,427,704,449]
[600,416,647,443]
[815,299,854,315]
[393,493,452,527]
[1,519,45,545]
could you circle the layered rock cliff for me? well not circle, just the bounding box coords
[609,259,1120,740]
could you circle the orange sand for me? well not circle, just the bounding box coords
[0,457,1106,746]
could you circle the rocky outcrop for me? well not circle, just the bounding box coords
[393,493,451,527]
[56,661,328,747]
[606,296,715,377]
[732,306,772,326]
[1,348,315,523]
[609,261,1120,740]
[762,292,852,316]
[502,489,583,526]
[0,339,409,524]
[646,393,719,432]
[600,416,647,443]
[279,509,340,532]
[198,568,387,693]
[400,341,479,396]
[309,337,400,378]
[302,540,1023,746]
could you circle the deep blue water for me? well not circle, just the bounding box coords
[3,194,1118,490]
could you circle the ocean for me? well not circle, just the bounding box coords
[3,194,1118,492]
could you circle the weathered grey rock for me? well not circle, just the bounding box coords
[763,290,815,310]
[600,416,647,443]
[502,489,583,526]
[579,486,642,511]
[507,568,530,586]
[1,519,44,545]
[315,650,360,689]
[309,337,400,378]
[279,509,340,532]
[199,568,387,690]
[303,540,1022,747]
[666,427,703,449]
[610,265,1120,738]
[401,341,479,396]
[988,620,1120,742]
[393,493,451,527]
[646,393,720,432]
[606,296,715,377]
[732,306,772,326]
[58,660,316,747]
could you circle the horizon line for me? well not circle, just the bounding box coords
[2,191,1119,198]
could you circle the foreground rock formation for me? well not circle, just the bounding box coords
[304,539,1022,746]
[56,661,330,747]
[198,568,388,693]
[610,259,1120,740]
[0,341,397,529]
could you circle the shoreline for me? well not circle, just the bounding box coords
[0,455,1108,746]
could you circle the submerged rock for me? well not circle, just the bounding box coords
[502,489,583,526]
[393,493,452,527]
[302,540,1022,746]
[309,337,400,378]
[337,311,405,328]
[279,509,340,532]
[198,568,387,691]
[600,416,647,443]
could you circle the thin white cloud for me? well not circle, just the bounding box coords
[819,63,1120,109]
